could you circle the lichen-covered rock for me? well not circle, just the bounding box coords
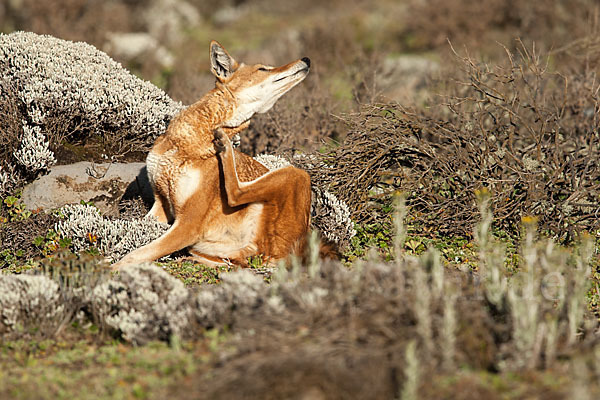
[21,161,152,213]
[91,263,192,344]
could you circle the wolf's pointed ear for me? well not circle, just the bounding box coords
[210,40,238,81]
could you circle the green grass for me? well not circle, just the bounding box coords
[158,260,235,287]
[0,323,242,400]
[423,368,573,399]
[0,336,205,400]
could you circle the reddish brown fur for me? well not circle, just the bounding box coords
[213,129,312,264]
[112,41,313,269]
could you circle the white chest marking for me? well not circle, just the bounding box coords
[175,166,202,206]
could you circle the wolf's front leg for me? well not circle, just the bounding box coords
[111,220,197,270]
[146,192,173,223]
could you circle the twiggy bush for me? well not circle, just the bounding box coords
[308,42,600,240]
[402,0,598,55]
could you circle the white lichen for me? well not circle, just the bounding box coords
[0,31,184,173]
[13,122,56,171]
[55,204,169,261]
[92,263,191,344]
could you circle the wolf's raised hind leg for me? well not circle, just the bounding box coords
[213,129,311,208]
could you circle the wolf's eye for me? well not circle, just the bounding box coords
[258,67,269,71]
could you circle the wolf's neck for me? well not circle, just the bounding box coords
[165,87,246,159]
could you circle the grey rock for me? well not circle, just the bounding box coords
[21,162,153,214]
[144,0,201,45]
[104,32,174,69]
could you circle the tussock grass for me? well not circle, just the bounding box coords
[0,202,598,398]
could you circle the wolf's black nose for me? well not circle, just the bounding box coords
[301,57,311,67]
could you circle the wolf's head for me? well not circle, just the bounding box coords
[209,41,310,128]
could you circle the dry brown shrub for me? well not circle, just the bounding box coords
[402,0,599,55]
[2,0,136,46]
[0,80,25,172]
[238,79,342,155]
[304,42,600,240]
[179,262,499,400]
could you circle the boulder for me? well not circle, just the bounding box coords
[104,32,174,69]
[144,0,201,45]
[21,162,153,214]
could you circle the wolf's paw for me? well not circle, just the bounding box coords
[213,128,229,154]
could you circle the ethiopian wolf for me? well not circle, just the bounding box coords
[113,41,317,268]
